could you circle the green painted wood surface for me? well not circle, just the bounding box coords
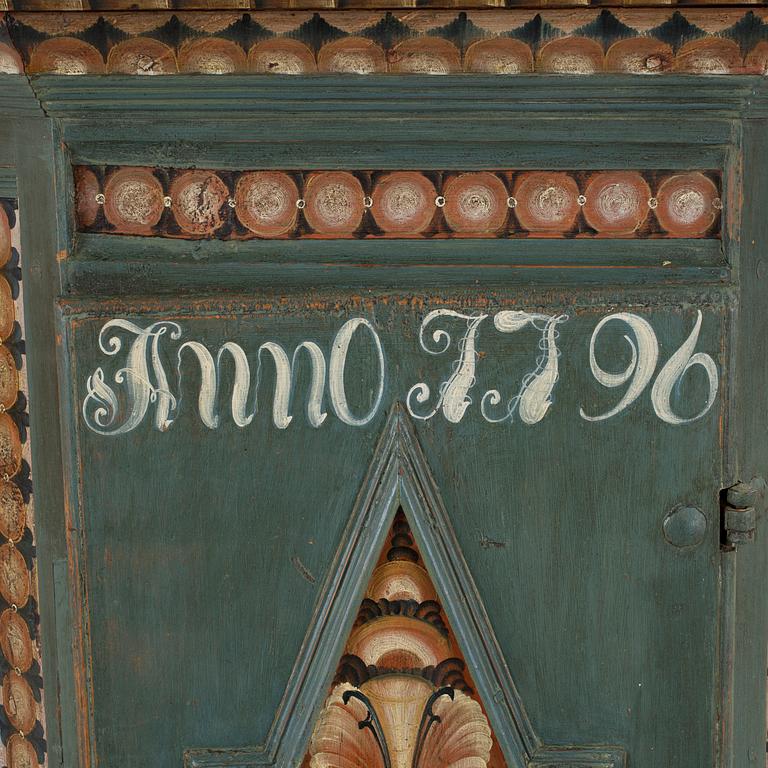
[60,296,724,768]
[64,236,729,297]
[727,118,768,768]
[15,118,71,768]
[0,72,765,768]
[0,169,16,199]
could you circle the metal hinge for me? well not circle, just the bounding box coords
[720,479,765,547]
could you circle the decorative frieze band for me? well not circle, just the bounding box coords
[2,10,768,76]
[0,200,46,768]
[75,166,722,240]
[0,0,757,9]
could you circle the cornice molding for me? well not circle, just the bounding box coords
[1,9,768,77]
[23,74,768,119]
[1,72,767,123]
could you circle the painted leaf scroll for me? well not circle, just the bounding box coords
[304,510,505,768]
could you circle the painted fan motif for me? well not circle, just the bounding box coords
[305,511,504,768]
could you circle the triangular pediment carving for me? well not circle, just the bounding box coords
[185,405,626,768]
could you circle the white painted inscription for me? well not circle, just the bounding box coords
[82,310,719,435]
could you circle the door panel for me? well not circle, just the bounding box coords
[61,290,725,767]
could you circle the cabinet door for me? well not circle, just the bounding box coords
[64,289,725,768]
[4,46,766,768]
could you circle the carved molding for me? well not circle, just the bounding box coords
[74,166,723,240]
[1,10,768,76]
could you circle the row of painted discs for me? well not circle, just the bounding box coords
[0,202,40,768]
[3,34,767,76]
[77,168,721,238]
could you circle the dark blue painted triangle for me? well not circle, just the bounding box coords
[574,10,638,51]
[505,14,562,51]
[648,11,708,54]
[215,15,272,50]
[287,13,347,51]
[140,15,204,49]
[720,11,768,58]
[360,12,414,50]
[75,17,129,59]
[5,18,54,64]
[425,12,486,51]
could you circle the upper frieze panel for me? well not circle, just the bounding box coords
[0,9,767,75]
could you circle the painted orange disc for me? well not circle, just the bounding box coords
[0,277,15,342]
[655,173,719,237]
[0,609,33,672]
[464,38,533,74]
[304,172,364,235]
[179,38,247,74]
[0,206,10,268]
[28,37,105,75]
[443,173,508,234]
[674,39,742,75]
[6,732,38,768]
[366,561,437,603]
[606,38,673,74]
[106,38,177,75]
[0,43,23,75]
[74,167,101,229]
[2,673,36,734]
[0,345,18,411]
[235,172,299,237]
[318,38,386,74]
[583,172,650,235]
[0,543,29,608]
[0,413,22,479]
[248,39,316,75]
[389,38,461,75]
[104,168,164,235]
[371,172,436,235]
[537,37,604,74]
[513,172,580,233]
[347,616,451,667]
[0,480,25,543]
[170,171,230,236]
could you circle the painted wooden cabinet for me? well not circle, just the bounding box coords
[0,5,767,768]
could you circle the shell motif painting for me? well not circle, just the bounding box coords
[304,511,505,768]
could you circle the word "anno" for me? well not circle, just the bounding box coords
[82,310,719,435]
